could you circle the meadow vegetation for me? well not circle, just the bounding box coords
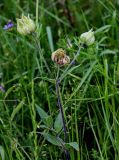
[0,0,119,159]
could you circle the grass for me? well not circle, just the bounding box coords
[0,0,119,159]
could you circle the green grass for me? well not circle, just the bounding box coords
[0,0,119,159]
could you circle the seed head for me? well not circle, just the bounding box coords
[51,48,70,66]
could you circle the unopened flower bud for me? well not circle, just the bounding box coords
[16,14,35,35]
[51,48,70,66]
[80,29,95,46]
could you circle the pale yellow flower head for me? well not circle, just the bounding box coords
[16,14,35,35]
[80,29,95,46]
[51,48,70,66]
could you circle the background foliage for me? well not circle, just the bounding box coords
[0,0,119,159]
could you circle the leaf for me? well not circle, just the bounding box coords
[46,26,54,52]
[36,105,53,128]
[0,146,5,160]
[11,100,24,121]
[43,115,53,128]
[41,133,62,146]
[36,104,48,119]
[66,142,79,151]
[54,112,63,133]
[100,49,116,56]
[95,25,111,34]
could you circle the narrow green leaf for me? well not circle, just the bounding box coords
[100,49,116,56]
[95,25,111,34]
[65,61,96,104]
[54,112,63,133]
[0,146,5,160]
[46,26,54,52]
[11,100,24,121]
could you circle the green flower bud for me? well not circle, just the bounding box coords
[16,14,35,35]
[80,29,95,46]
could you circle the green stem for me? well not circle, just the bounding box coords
[31,80,38,160]
[36,0,39,27]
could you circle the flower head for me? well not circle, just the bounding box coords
[3,20,14,30]
[51,48,70,66]
[0,85,5,93]
[16,14,35,35]
[80,29,95,46]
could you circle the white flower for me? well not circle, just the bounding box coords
[80,29,95,46]
[16,14,35,35]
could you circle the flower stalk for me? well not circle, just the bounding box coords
[56,66,67,141]
[55,66,70,160]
